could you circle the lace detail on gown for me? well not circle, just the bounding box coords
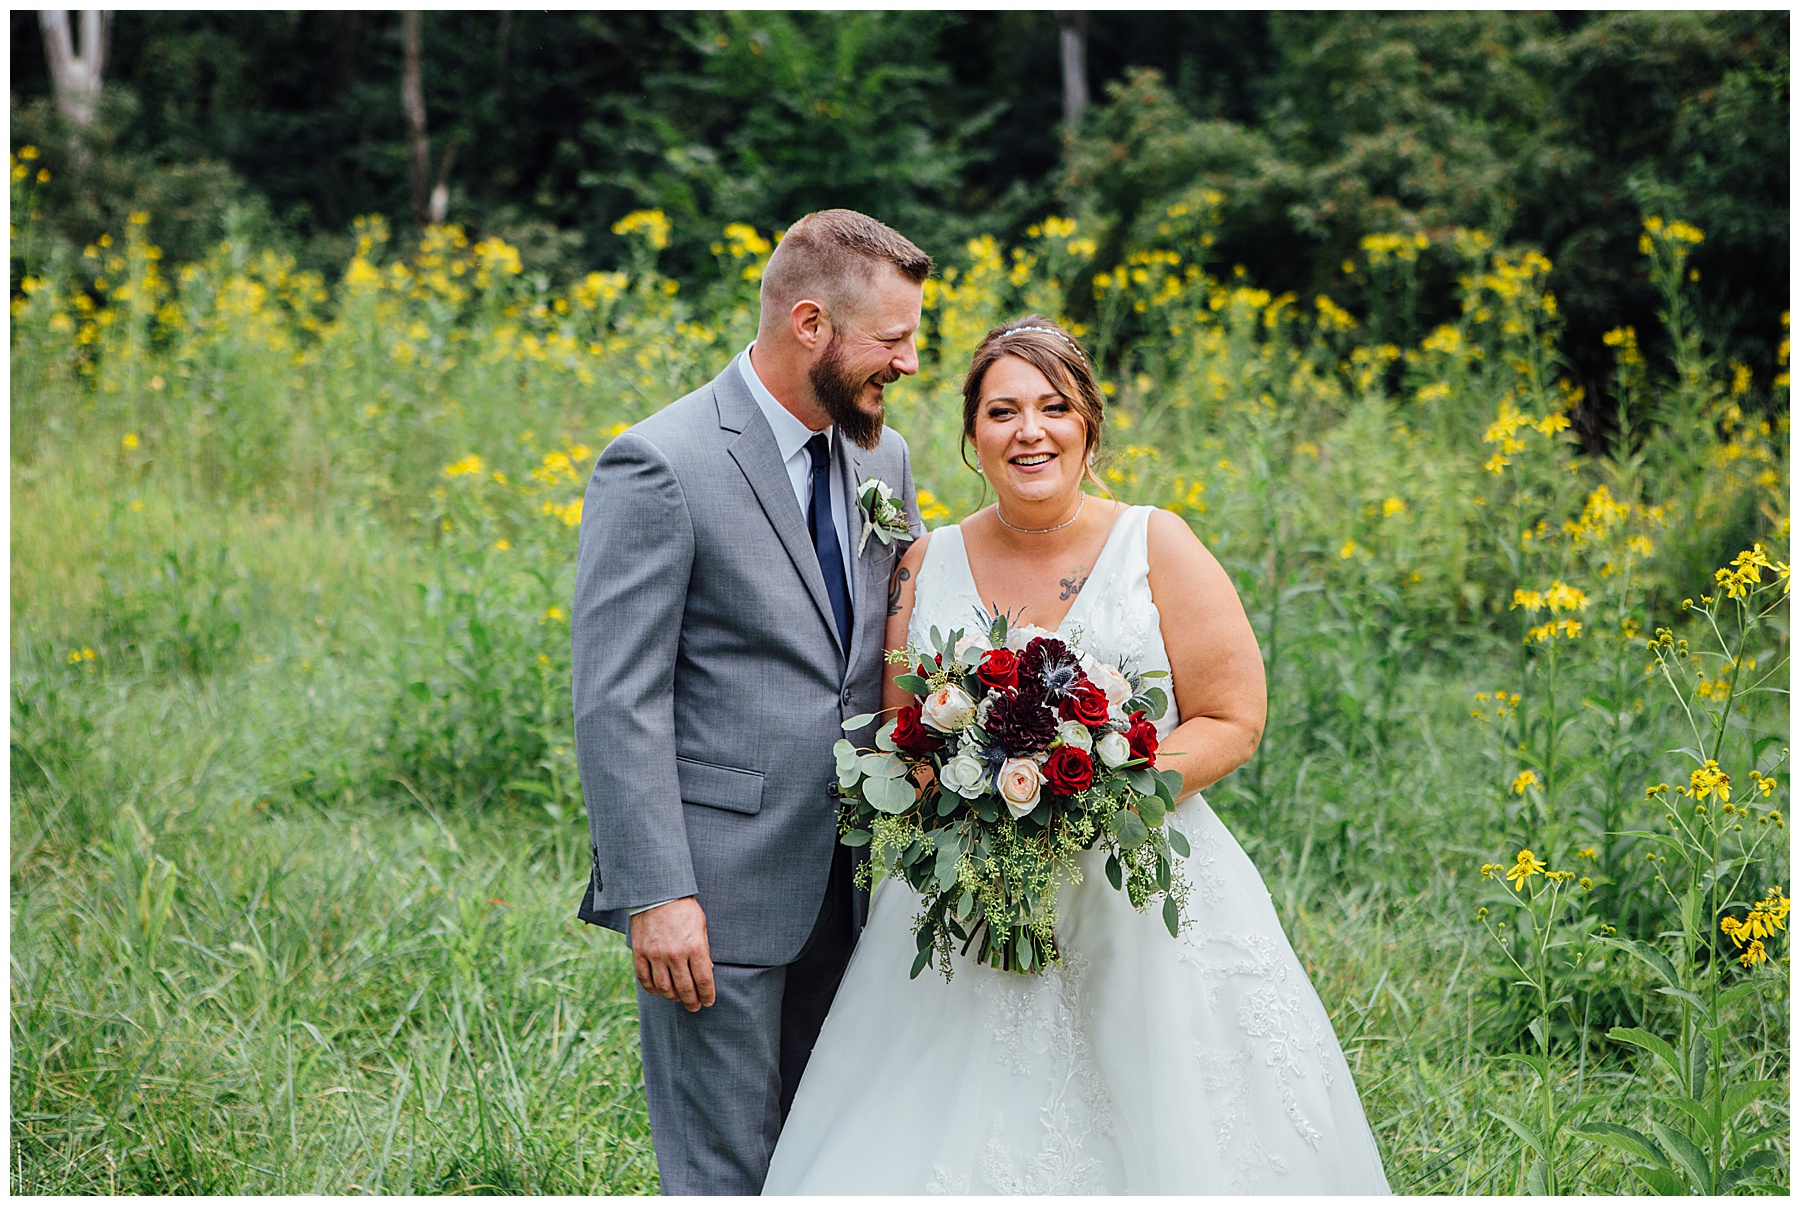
[761,507,1391,1196]
[973,954,1113,1195]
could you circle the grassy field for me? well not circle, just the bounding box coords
[10,178,1790,1192]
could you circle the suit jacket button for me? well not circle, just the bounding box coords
[841,687,852,705]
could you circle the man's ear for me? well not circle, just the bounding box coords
[790,298,830,352]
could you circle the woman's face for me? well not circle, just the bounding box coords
[972,354,1091,508]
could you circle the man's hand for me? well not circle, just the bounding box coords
[630,896,716,1012]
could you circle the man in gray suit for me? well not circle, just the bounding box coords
[572,210,930,1195]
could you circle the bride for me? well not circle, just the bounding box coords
[762,317,1390,1195]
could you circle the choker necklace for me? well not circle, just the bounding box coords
[996,494,1085,535]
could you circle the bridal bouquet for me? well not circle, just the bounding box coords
[835,612,1190,979]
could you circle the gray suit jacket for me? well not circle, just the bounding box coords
[572,354,923,966]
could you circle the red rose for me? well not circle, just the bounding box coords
[892,705,943,757]
[1044,745,1094,795]
[977,648,1021,691]
[1059,681,1109,727]
[1125,710,1159,764]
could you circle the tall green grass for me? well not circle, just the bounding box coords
[11,184,1788,1192]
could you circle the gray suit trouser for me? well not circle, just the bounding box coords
[637,841,856,1195]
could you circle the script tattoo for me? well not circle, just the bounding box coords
[1059,565,1089,601]
[887,564,912,616]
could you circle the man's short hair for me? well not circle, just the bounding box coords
[760,209,932,324]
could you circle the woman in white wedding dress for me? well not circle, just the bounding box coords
[763,318,1390,1195]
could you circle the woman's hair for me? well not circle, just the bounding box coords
[960,316,1108,490]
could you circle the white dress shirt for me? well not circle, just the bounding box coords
[630,346,855,920]
[738,343,855,574]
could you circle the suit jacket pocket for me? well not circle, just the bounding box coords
[676,756,765,814]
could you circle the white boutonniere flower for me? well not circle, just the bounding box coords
[855,476,911,555]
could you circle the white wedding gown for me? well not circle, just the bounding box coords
[763,506,1390,1195]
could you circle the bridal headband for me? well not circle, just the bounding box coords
[998,324,1088,365]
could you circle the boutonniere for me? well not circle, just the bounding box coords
[856,476,910,555]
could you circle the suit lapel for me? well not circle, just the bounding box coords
[717,359,845,659]
[840,439,869,669]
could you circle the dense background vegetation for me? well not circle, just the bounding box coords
[11,10,1790,417]
[10,10,1789,1195]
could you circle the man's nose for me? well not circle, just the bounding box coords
[892,338,919,377]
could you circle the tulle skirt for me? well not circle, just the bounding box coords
[762,794,1391,1195]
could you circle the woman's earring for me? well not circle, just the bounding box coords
[974,461,984,475]
[1087,451,1096,467]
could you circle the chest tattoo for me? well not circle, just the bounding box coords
[1059,565,1089,601]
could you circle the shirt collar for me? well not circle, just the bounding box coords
[740,342,831,464]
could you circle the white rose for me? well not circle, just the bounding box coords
[921,684,977,733]
[954,631,991,662]
[940,751,989,798]
[1096,730,1132,769]
[1004,622,1057,652]
[1055,720,1093,753]
[1080,654,1133,709]
[997,757,1045,819]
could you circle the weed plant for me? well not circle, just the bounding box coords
[10,142,1788,1192]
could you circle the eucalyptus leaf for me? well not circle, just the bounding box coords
[859,752,906,780]
[862,773,913,814]
[1138,793,1166,829]
[840,713,879,732]
[1162,895,1180,937]
[894,673,933,696]
[1167,825,1190,858]
[840,828,872,847]
[1105,852,1122,891]
[1114,808,1149,850]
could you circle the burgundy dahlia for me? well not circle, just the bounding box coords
[1018,636,1081,697]
[985,686,1059,755]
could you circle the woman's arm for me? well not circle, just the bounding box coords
[1145,509,1267,795]
[881,533,932,715]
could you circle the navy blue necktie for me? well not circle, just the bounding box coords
[807,433,853,646]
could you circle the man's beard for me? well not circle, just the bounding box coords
[809,335,891,450]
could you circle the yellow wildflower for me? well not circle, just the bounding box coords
[1688,760,1731,803]
[1510,770,1540,795]
[1506,849,1547,890]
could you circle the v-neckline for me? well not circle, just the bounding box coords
[956,503,1134,637]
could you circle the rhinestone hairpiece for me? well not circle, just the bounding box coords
[999,324,1088,364]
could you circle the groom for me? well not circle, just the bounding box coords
[572,209,929,1195]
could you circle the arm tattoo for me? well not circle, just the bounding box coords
[887,564,912,616]
[1059,565,1089,601]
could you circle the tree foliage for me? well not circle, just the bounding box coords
[9,10,1787,402]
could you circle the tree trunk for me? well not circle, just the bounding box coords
[401,11,431,226]
[1057,11,1089,132]
[40,9,109,127]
